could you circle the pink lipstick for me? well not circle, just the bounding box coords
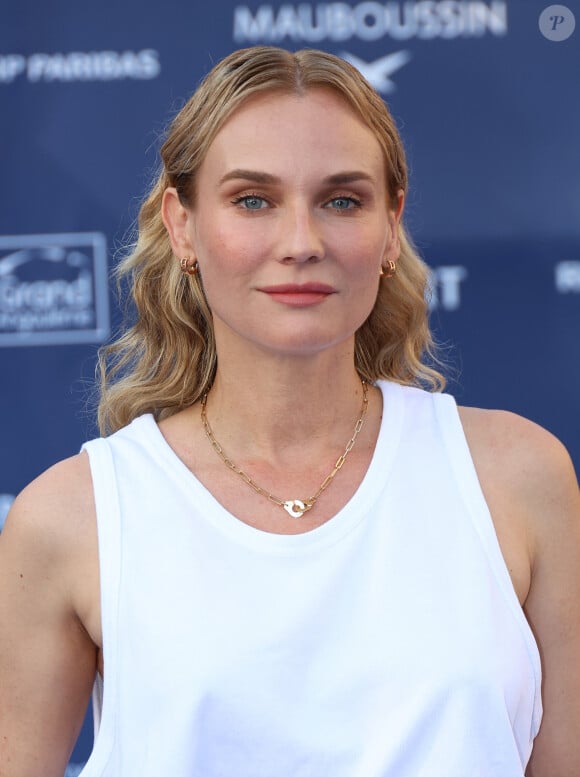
[258,282,336,307]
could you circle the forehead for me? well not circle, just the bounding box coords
[200,89,386,182]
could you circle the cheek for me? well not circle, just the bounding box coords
[198,221,230,259]
[197,219,269,272]
[343,235,385,276]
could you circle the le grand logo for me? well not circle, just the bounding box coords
[0,233,109,347]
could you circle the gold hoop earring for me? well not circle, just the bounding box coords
[180,256,199,276]
[380,260,396,278]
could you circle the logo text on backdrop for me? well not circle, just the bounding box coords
[233,2,508,42]
[0,50,160,84]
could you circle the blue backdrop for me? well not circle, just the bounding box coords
[1,1,578,770]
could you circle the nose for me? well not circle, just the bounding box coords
[278,202,324,265]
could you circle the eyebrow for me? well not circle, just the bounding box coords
[218,169,376,186]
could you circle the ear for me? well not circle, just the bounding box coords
[161,188,196,259]
[384,189,405,263]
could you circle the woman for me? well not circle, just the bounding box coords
[0,46,578,777]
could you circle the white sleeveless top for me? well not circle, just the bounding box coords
[79,382,542,776]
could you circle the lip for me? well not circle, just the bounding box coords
[258,283,336,294]
[257,282,336,308]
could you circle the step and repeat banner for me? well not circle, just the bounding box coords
[1,1,579,769]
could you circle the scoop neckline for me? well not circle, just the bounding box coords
[138,380,405,554]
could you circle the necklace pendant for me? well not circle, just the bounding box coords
[283,499,310,518]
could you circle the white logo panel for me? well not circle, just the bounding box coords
[0,233,110,346]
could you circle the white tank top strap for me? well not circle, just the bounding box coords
[431,391,543,735]
[80,437,121,775]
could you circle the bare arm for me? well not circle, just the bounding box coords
[461,408,580,777]
[522,429,580,776]
[0,454,99,777]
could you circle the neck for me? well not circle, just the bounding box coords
[202,348,367,461]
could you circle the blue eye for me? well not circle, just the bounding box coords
[328,197,361,210]
[234,195,267,210]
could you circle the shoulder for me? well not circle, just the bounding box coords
[457,406,580,567]
[457,406,577,501]
[458,404,556,448]
[10,451,94,524]
[0,452,95,589]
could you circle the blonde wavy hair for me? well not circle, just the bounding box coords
[98,45,444,435]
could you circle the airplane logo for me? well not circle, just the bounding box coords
[340,51,412,94]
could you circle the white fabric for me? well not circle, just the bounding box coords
[79,382,542,776]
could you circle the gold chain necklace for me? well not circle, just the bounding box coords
[200,381,369,518]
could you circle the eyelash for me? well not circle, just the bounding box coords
[231,193,268,209]
[328,195,363,210]
[230,193,364,211]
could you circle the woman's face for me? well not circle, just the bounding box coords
[174,88,402,361]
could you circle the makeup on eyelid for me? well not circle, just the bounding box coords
[230,193,365,211]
